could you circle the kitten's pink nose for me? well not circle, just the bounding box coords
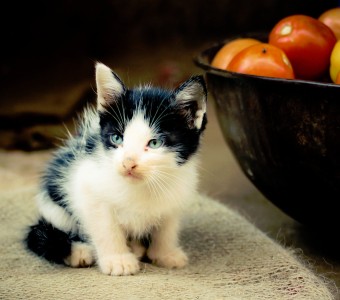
[123,157,137,171]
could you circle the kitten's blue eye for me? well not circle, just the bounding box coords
[110,134,123,146]
[148,138,163,149]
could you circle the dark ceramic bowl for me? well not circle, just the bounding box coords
[194,38,340,229]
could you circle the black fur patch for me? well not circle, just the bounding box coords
[25,218,74,264]
[43,150,74,208]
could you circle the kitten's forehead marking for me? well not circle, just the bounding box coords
[123,112,152,151]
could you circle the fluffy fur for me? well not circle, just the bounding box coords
[25,62,207,276]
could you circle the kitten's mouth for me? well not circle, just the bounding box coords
[122,170,143,181]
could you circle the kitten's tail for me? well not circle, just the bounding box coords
[25,218,73,264]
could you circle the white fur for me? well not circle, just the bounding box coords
[66,114,199,236]
[37,191,78,234]
[39,113,199,275]
[64,242,95,267]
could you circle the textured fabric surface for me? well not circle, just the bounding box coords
[0,151,335,300]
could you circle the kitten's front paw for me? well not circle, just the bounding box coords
[129,240,146,260]
[98,253,140,276]
[147,247,188,269]
[64,242,95,268]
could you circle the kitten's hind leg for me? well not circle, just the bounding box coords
[64,242,95,268]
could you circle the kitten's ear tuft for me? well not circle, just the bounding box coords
[95,62,126,111]
[175,75,207,130]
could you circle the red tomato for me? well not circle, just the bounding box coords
[227,43,295,79]
[319,7,340,40]
[269,15,337,80]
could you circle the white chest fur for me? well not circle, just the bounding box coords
[67,152,199,238]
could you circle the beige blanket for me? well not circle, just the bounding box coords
[0,150,335,299]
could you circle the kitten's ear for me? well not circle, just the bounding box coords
[95,62,126,111]
[175,75,207,130]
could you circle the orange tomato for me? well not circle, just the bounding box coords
[227,43,295,79]
[319,7,340,40]
[211,38,261,70]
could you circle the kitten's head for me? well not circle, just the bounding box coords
[95,62,207,183]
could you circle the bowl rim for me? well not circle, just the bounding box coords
[194,37,340,89]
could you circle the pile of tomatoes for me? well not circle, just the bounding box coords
[211,7,340,84]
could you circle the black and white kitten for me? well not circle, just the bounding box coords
[25,62,207,276]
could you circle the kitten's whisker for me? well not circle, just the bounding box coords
[150,102,174,131]
[149,96,169,128]
[119,99,127,129]
[148,170,173,193]
[146,176,164,201]
[148,170,184,200]
[146,174,165,200]
[153,172,186,190]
